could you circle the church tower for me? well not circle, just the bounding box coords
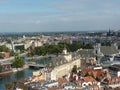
[63,47,67,55]
[62,47,72,62]
[94,43,101,55]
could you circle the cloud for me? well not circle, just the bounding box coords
[35,20,41,24]
[0,0,120,32]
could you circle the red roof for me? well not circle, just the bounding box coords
[58,78,68,85]
[92,70,105,78]
[84,76,97,82]
[48,86,63,90]
[82,68,93,75]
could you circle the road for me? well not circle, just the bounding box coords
[0,52,27,62]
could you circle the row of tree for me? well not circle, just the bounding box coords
[0,45,10,52]
[12,56,25,68]
[0,57,25,72]
[28,42,93,56]
[5,79,17,90]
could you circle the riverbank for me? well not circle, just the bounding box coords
[0,65,29,77]
[12,65,29,72]
[0,57,49,89]
[27,56,44,60]
[0,70,13,77]
[27,54,56,60]
[0,52,27,62]
[0,68,34,90]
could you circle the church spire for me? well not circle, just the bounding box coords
[63,44,67,55]
[109,28,111,35]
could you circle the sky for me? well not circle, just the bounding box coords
[0,0,120,32]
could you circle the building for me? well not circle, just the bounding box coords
[0,52,10,59]
[49,48,81,80]
[109,64,120,77]
[94,43,119,57]
[0,61,12,72]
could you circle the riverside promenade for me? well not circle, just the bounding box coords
[0,52,27,62]
[0,56,14,62]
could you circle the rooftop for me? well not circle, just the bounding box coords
[100,45,118,55]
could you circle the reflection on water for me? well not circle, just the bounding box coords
[29,57,51,65]
[0,69,34,90]
[0,58,51,90]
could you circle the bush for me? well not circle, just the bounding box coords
[12,57,25,68]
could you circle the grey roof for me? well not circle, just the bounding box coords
[100,45,118,55]
[0,61,12,65]
[47,52,81,68]
[47,56,68,68]
[78,49,94,57]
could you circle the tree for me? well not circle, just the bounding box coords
[71,65,77,74]
[13,79,17,89]
[12,57,25,68]
[6,39,11,44]
[69,43,82,52]
[0,45,9,52]
[28,42,93,56]
[5,83,13,90]
[0,53,3,59]
[10,50,15,56]
[84,43,93,49]
[0,64,3,72]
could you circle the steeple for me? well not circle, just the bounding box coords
[109,28,111,35]
[63,46,67,55]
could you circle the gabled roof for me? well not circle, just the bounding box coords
[92,70,105,78]
[82,68,93,75]
[78,49,94,57]
[47,87,63,90]
[100,45,118,55]
[84,76,97,82]
[58,78,68,85]
[48,56,67,68]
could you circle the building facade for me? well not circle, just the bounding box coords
[50,48,81,80]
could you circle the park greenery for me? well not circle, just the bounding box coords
[5,79,17,90]
[0,45,13,58]
[0,45,9,52]
[0,53,3,59]
[0,64,3,72]
[5,83,13,90]
[28,42,93,56]
[12,56,25,68]
[71,65,77,74]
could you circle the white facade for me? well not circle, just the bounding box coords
[94,43,101,55]
[6,44,12,50]
[50,58,81,80]
[117,71,120,77]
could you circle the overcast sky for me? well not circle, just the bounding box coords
[0,0,120,32]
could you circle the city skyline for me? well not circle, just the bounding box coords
[0,0,120,32]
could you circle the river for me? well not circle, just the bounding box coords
[0,69,34,90]
[0,57,51,90]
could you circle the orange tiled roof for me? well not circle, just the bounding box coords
[84,76,97,82]
[82,68,92,75]
[75,80,84,87]
[58,78,68,85]
[92,70,105,78]
[89,85,99,90]
[47,86,63,90]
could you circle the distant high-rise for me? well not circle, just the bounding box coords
[109,28,111,35]
[107,28,111,36]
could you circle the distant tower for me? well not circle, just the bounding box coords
[11,40,15,52]
[23,35,26,39]
[108,28,111,36]
[62,46,72,62]
[94,43,101,55]
[63,47,67,55]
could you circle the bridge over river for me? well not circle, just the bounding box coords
[28,64,46,69]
